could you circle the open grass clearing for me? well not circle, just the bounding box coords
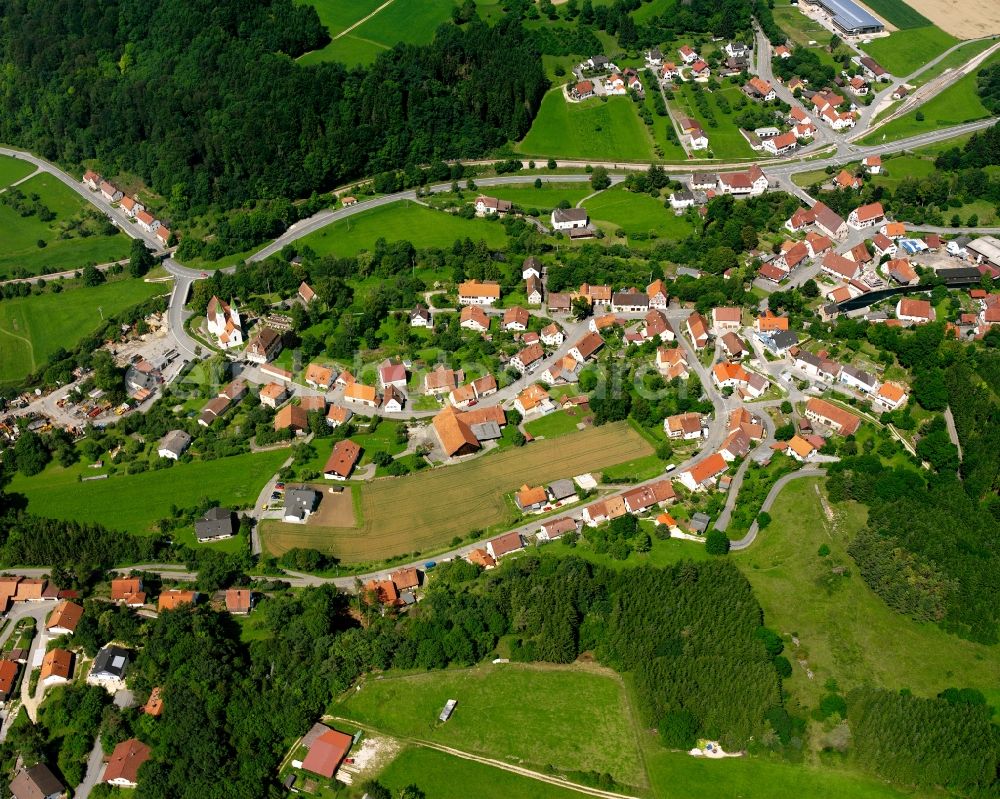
[336,662,646,788]
[734,477,997,713]
[295,201,508,257]
[0,173,131,279]
[671,83,755,160]
[474,182,592,210]
[861,50,1000,143]
[260,421,654,563]
[586,185,695,240]
[0,278,164,387]
[297,0,457,66]
[0,156,36,189]
[861,26,958,76]
[8,450,289,535]
[912,38,997,85]
[517,90,656,162]
[377,746,590,799]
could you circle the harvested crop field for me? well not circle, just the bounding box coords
[307,485,356,527]
[895,0,1000,37]
[261,421,653,562]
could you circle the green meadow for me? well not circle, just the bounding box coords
[861,27,958,77]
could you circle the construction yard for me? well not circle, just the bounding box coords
[260,422,654,563]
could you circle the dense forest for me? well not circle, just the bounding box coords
[0,0,547,216]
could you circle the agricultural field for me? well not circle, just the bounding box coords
[337,663,646,788]
[517,90,657,162]
[0,155,35,189]
[863,50,1000,144]
[0,278,164,387]
[586,185,696,240]
[260,421,655,562]
[297,0,457,66]
[0,173,131,279]
[735,478,999,714]
[860,26,957,77]
[377,747,589,799]
[859,0,932,28]
[8,450,289,535]
[670,83,756,160]
[295,201,508,257]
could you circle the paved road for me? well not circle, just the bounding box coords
[730,468,826,550]
[74,738,105,799]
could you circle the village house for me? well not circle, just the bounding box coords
[424,364,464,396]
[847,201,885,230]
[568,331,604,363]
[821,252,860,282]
[622,480,676,514]
[846,242,872,266]
[298,282,316,304]
[301,724,354,780]
[378,359,408,390]
[835,169,863,190]
[502,306,530,332]
[551,207,589,231]
[712,362,768,398]
[46,601,83,636]
[136,210,159,233]
[656,346,689,379]
[720,331,746,359]
[283,487,318,523]
[664,411,703,440]
[896,297,934,324]
[40,648,73,689]
[155,226,171,246]
[872,233,897,259]
[804,397,861,435]
[514,383,555,416]
[540,355,581,386]
[678,44,698,64]
[755,311,789,334]
[487,532,524,560]
[120,196,143,218]
[259,382,287,409]
[88,645,131,692]
[787,434,817,462]
[611,291,649,313]
[678,453,728,492]
[686,312,710,348]
[458,280,501,306]
[515,484,548,512]
[273,404,308,434]
[511,342,545,374]
[717,164,769,197]
[711,307,742,333]
[814,201,848,239]
[572,80,595,100]
[194,507,236,542]
[743,77,776,101]
[643,309,673,342]
[157,429,191,460]
[540,323,564,346]
[719,427,752,462]
[261,363,293,384]
[887,258,918,286]
[526,274,543,305]
[646,279,669,309]
[774,44,792,58]
[874,382,908,411]
[460,304,490,333]
[158,590,198,612]
[104,739,152,789]
[862,155,882,174]
[522,257,542,279]
[776,240,810,272]
[100,181,123,202]
[344,382,379,408]
[245,327,282,364]
[409,304,432,327]
[197,395,230,427]
[537,517,577,542]
[305,363,334,391]
[547,293,572,314]
[111,578,145,607]
[688,60,710,79]
[762,132,798,156]
[325,404,353,428]
[0,661,18,703]
[432,405,507,457]
[449,373,497,407]
[583,495,627,526]
[82,170,101,190]
[324,439,361,481]
[588,311,618,334]
[839,364,878,394]
[475,195,512,216]
[10,765,63,799]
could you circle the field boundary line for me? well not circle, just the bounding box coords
[334,0,396,40]
[328,716,642,799]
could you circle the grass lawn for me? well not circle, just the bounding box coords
[869,154,937,190]
[8,450,289,536]
[261,421,654,563]
[0,278,165,387]
[643,747,927,799]
[772,5,844,71]
[0,173,131,279]
[734,478,998,714]
[517,90,656,162]
[600,453,665,482]
[377,747,590,799]
[523,409,585,439]
[475,182,592,210]
[861,50,1000,144]
[296,201,508,257]
[911,38,996,85]
[0,156,35,188]
[671,84,755,160]
[586,185,695,240]
[336,662,646,788]
[858,0,931,28]
[297,0,456,66]
[861,26,957,76]
[531,529,711,570]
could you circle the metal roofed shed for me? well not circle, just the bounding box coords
[811,0,884,34]
[439,699,458,722]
